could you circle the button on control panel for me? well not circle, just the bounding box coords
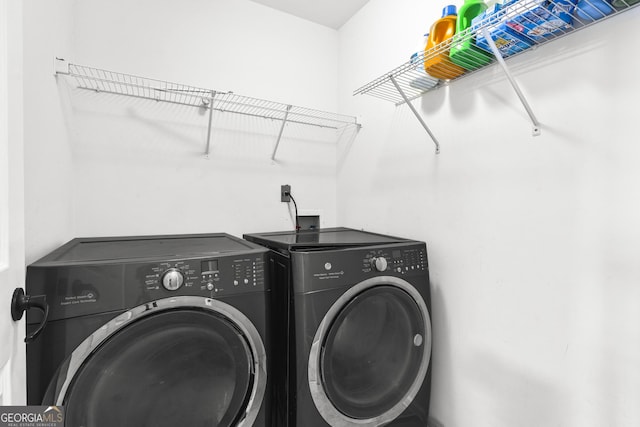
[370,256,388,272]
[145,260,199,292]
[161,268,184,291]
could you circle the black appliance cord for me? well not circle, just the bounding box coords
[289,193,300,231]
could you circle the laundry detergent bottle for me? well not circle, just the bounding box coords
[424,5,466,80]
[575,0,614,20]
[611,0,639,8]
[450,0,493,70]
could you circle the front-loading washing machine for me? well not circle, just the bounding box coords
[25,233,271,427]
[244,228,432,427]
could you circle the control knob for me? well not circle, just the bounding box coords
[370,256,388,272]
[161,268,184,291]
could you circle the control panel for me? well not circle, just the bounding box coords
[293,243,429,295]
[26,248,269,322]
[137,253,266,297]
[361,247,427,276]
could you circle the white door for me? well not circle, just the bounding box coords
[0,0,26,405]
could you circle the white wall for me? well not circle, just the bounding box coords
[23,0,75,264]
[2,0,26,404]
[24,0,342,263]
[339,2,640,427]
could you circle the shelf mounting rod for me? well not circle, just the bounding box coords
[271,105,292,160]
[390,75,440,154]
[481,28,541,136]
[204,90,216,157]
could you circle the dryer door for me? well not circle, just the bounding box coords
[47,296,266,427]
[308,276,431,427]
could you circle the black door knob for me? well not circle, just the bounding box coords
[11,288,49,343]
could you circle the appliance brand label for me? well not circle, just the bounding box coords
[60,293,97,306]
[0,406,64,427]
[313,271,344,280]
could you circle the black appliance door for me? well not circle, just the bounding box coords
[48,296,266,427]
[308,276,431,427]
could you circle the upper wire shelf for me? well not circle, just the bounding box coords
[55,59,360,158]
[354,0,639,105]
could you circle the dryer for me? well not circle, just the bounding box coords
[26,233,271,427]
[244,228,432,427]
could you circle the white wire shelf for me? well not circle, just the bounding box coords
[354,0,640,105]
[55,59,361,158]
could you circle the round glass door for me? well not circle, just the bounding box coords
[53,297,266,427]
[308,277,431,427]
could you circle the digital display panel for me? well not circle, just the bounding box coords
[201,259,219,273]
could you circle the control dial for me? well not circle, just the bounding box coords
[370,256,388,272]
[161,268,184,291]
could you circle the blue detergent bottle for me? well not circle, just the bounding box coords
[575,0,614,20]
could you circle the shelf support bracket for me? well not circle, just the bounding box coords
[204,90,216,158]
[271,105,292,160]
[481,28,541,136]
[390,75,440,154]
[53,57,69,75]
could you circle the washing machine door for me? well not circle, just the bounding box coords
[48,296,266,427]
[308,276,431,427]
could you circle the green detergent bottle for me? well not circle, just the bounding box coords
[450,0,493,71]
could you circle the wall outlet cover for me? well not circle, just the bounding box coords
[280,185,291,202]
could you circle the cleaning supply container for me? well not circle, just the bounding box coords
[475,2,534,58]
[475,22,534,57]
[424,5,466,80]
[409,52,440,91]
[575,0,614,20]
[506,0,579,40]
[611,0,639,8]
[450,0,493,71]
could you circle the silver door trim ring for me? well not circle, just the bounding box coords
[54,296,267,427]
[308,276,432,427]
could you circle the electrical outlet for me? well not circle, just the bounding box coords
[281,185,291,202]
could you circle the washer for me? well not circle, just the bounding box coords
[26,233,271,427]
[244,228,432,427]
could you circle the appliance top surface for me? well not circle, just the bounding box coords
[33,233,263,265]
[244,227,409,250]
